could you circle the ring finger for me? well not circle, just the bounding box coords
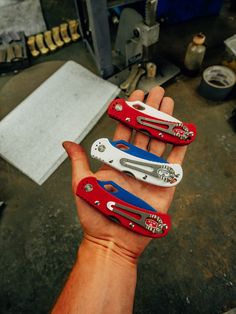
[132,86,165,150]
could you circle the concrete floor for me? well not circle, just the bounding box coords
[0,3,236,314]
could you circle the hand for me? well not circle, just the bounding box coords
[63,86,187,260]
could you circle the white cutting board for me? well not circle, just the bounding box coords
[0,61,119,185]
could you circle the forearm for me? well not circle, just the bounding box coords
[52,235,138,314]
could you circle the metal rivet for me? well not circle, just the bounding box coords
[115,104,123,111]
[158,132,164,137]
[94,200,100,205]
[125,117,131,122]
[129,222,135,228]
[98,144,106,152]
[84,184,93,192]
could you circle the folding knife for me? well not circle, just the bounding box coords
[76,176,171,238]
[107,98,197,145]
[91,138,183,187]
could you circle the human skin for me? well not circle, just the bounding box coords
[52,86,187,314]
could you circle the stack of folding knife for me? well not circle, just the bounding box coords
[77,98,197,238]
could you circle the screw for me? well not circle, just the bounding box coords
[129,222,135,228]
[84,184,93,192]
[115,104,123,111]
[94,200,100,205]
[125,117,131,122]
[98,144,106,152]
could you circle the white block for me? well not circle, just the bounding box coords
[0,61,120,185]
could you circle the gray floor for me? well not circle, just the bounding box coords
[0,3,236,314]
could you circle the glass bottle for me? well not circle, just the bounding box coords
[184,33,206,76]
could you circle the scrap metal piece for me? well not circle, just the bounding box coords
[125,67,146,96]
[120,63,140,90]
[0,47,6,63]
[35,34,49,55]
[68,20,80,41]
[6,45,15,62]
[52,27,64,48]
[13,44,23,61]
[27,36,40,57]
[44,31,57,52]
[60,23,71,44]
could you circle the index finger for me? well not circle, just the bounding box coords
[112,89,145,141]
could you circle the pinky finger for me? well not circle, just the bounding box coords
[167,145,188,165]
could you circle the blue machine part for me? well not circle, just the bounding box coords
[133,0,223,24]
[157,0,223,23]
[98,179,156,212]
[110,139,168,164]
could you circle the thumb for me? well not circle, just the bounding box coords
[63,141,93,194]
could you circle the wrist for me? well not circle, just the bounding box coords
[80,233,139,266]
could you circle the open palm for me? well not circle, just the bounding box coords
[63,86,187,258]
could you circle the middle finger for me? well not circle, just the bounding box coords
[132,86,165,150]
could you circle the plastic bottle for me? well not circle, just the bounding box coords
[184,33,206,76]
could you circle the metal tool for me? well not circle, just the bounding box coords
[108,99,197,145]
[120,63,146,96]
[125,67,146,96]
[77,176,171,238]
[120,64,140,90]
[75,0,179,83]
[6,45,15,62]
[91,138,183,187]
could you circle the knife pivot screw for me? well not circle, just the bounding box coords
[94,200,100,205]
[98,144,106,152]
[115,104,123,111]
[125,117,131,122]
[129,222,135,228]
[84,183,93,192]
